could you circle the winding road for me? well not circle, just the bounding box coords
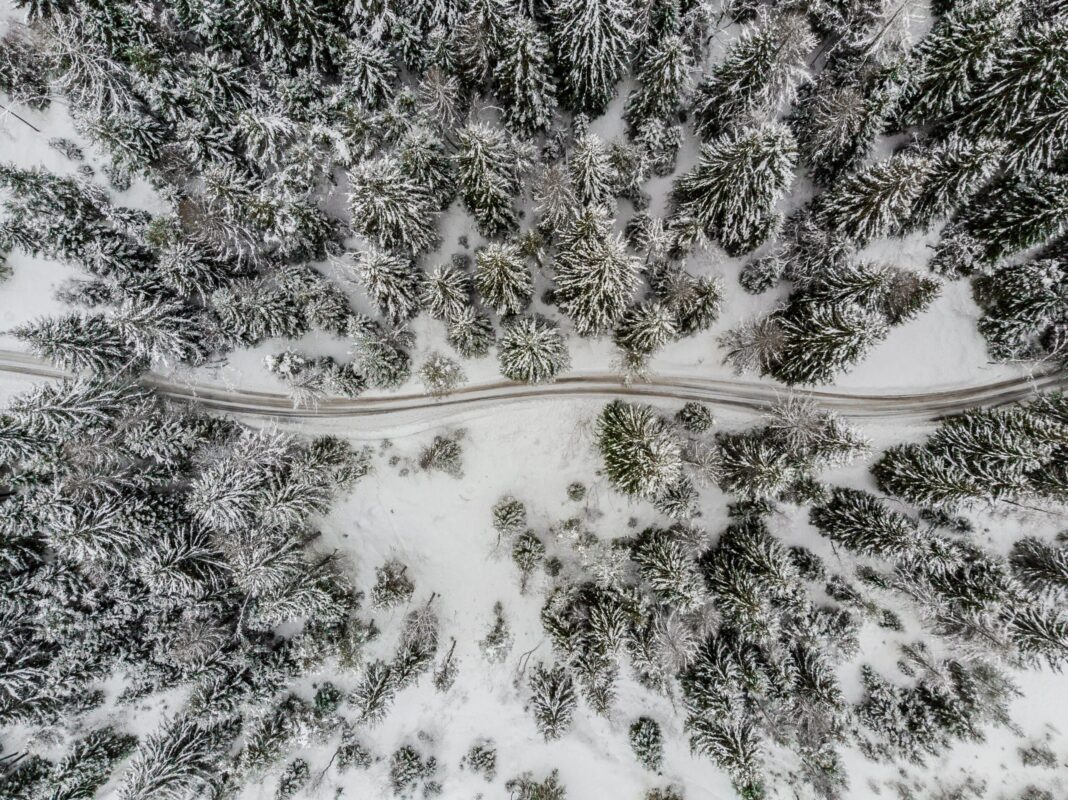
[1,349,1064,429]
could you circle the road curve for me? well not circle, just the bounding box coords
[1,349,1064,427]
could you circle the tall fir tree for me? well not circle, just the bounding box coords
[550,0,634,114]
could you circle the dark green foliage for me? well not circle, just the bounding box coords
[550,0,633,114]
[629,716,664,771]
[371,561,415,609]
[528,663,577,740]
[1010,537,1068,600]
[810,488,923,559]
[597,401,683,500]
[505,769,567,800]
[462,740,497,781]
[670,124,797,256]
[974,258,1068,363]
[676,402,715,433]
[389,744,437,797]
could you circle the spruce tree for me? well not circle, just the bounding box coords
[629,716,664,771]
[497,315,571,383]
[769,304,889,385]
[897,0,1020,125]
[528,663,578,740]
[569,131,617,207]
[421,261,471,322]
[348,156,439,254]
[1010,537,1068,600]
[817,152,932,245]
[550,0,633,114]
[13,313,136,375]
[475,242,533,316]
[554,207,640,335]
[447,306,496,358]
[350,247,424,325]
[624,34,690,132]
[494,17,558,135]
[810,488,922,559]
[454,122,531,237]
[691,10,814,139]
[670,124,797,255]
[596,400,683,499]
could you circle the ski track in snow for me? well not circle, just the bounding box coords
[1,348,1064,432]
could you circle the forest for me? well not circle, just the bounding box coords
[0,0,1067,798]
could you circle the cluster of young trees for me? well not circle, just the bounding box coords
[557,395,1068,795]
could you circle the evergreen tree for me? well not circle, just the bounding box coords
[119,716,229,800]
[648,263,724,335]
[692,10,814,139]
[350,248,424,325]
[421,260,471,322]
[351,660,397,726]
[624,34,690,132]
[1010,537,1068,600]
[550,0,633,114]
[13,313,136,375]
[528,663,578,740]
[475,242,533,316]
[614,301,678,364]
[817,152,932,245]
[506,769,568,800]
[810,488,922,559]
[454,122,531,237]
[907,136,1004,231]
[629,716,664,772]
[498,315,571,383]
[897,0,1020,125]
[348,156,439,254]
[769,305,889,385]
[419,352,466,396]
[397,128,457,210]
[554,207,640,335]
[371,560,416,609]
[632,527,706,610]
[596,400,683,499]
[569,131,617,207]
[940,173,1068,267]
[792,52,904,184]
[447,306,496,358]
[494,17,558,135]
[670,124,797,255]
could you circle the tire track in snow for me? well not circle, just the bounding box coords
[1,349,1064,428]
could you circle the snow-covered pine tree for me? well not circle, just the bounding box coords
[629,716,664,772]
[596,400,683,499]
[420,352,466,396]
[554,207,640,335]
[670,123,797,255]
[691,10,814,139]
[447,306,496,358]
[350,247,424,325]
[13,313,136,375]
[614,301,678,365]
[648,263,724,335]
[769,304,889,385]
[937,173,1068,268]
[371,560,416,609]
[631,527,706,610]
[961,19,1068,142]
[494,16,558,135]
[397,128,457,210]
[474,242,533,316]
[817,151,932,245]
[528,663,578,740]
[497,315,571,383]
[550,0,634,114]
[1010,537,1068,600]
[810,488,923,559]
[348,156,439,254]
[896,0,1020,126]
[533,162,578,234]
[454,121,531,237]
[624,34,690,133]
[791,52,904,184]
[569,131,617,207]
[421,260,471,322]
[342,39,398,110]
[974,257,1068,362]
[351,660,398,726]
[906,136,1004,231]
